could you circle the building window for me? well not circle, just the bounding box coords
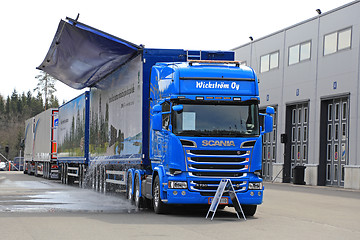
[324,27,352,56]
[260,51,279,73]
[289,41,311,65]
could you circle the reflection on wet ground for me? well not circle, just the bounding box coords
[0,173,137,213]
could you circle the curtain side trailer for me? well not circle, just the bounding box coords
[24,108,58,178]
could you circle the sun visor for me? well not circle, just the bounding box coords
[37,18,141,89]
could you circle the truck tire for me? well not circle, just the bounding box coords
[62,164,66,184]
[241,205,257,216]
[64,164,68,185]
[27,163,31,175]
[91,167,96,190]
[34,162,38,177]
[60,164,64,184]
[135,174,146,208]
[102,166,108,194]
[153,175,167,214]
[43,163,46,179]
[78,165,83,188]
[126,173,133,201]
[23,163,28,174]
[99,165,104,193]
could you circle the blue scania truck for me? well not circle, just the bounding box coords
[38,17,274,215]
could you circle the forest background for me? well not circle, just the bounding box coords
[0,72,59,161]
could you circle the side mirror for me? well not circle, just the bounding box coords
[266,106,275,115]
[172,105,183,112]
[264,115,273,133]
[152,113,162,131]
[153,104,162,114]
[260,106,274,134]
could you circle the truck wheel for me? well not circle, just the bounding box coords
[45,163,48,179]
[153,175,167,214]
[23,162,27,174]
[126,173,133,201]
[99,165,105,193]
[27,163,31,175]
[43,163,46,179]
[134,174,143,208]
[34,162,38,177]
[46,162,49,179]
[91,167,95,190]
[102,166,107,194]
[95,165,100,191]
[78,165,83,188]
[241,205,257,216]
[60,164,64,184]
[62,164,66,184]
[64,164,68,185]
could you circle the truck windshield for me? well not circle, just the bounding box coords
[172,102,259,137]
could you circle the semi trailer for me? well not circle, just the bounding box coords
[24,108,59,178]
[37,17,274,215]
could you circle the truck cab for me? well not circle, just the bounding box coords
[148,60,274,214]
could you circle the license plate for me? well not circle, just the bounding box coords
[208,197,228,205]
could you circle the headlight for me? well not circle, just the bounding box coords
[168,181,188,189]
[248,182,263,190]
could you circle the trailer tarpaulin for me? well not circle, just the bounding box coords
[37,18,141,89]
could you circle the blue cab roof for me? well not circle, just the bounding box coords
[152,61,258,97]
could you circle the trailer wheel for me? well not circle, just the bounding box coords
[64,164,68,185]
[62,164,66,184]
[34,162,38,177]
[27,163,31,175]
[46,163,49,179]
[91,166,95,190]
[78,165,83,188]
[153,175,167,214]
[99,165,104,193]
[43,163,46,179]
[95,165,100,191]
[102,166,107,194]
[241,205,257,216]
[126,173,133,201]
[45,162,49,179]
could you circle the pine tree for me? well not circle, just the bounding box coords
[0,94,4,115]
[34,70,57,110]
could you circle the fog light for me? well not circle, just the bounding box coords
[181,191,186,196]
[250,191,254,196]
[258,192,262,196]
[173,191,178,196]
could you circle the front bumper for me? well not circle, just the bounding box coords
[165,188,263,205]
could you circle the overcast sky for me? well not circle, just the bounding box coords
[0,0,353,103]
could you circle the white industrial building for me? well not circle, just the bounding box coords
[233,0,360,189]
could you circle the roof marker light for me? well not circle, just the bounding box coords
[233,97,241,101]
[196,96,204,100]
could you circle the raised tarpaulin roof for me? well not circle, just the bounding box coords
[37,17,141,89]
